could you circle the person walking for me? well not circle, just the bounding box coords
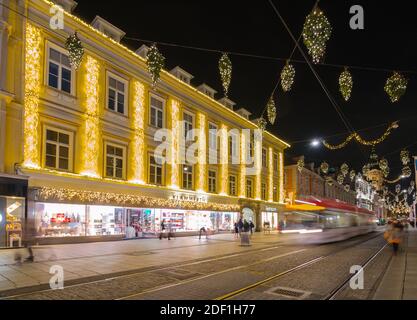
[234,222,239,239]
[249,221,255,235]
[199,226,208,240]
[238,218,244,237]
[159,219,166,240]
[386,221,403,256]
[22,219,36,262]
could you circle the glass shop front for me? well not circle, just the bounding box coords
[34,202,239,240]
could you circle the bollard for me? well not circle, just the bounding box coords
[240,232,251,247]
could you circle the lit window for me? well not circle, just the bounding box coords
[47,46,73,94]
[105,144,125,179]
[228,134,239,162]
[183,165,193,190]
[229,175,237,196]
[149,155,163,185]
[183,112,194,140]
[262,148,267,168]
[44,128,72,171]
[150,96,164,128]
[246,179,253,198]
[107,74,127,115]
[208,170,217,193]
[261,183,267,200]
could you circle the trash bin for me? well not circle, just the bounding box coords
[240,232,251,247]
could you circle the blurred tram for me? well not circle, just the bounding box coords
[281,197,378,244]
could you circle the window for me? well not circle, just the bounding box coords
[228,134,239,162]
[261,183,267,200]
[273,153,279,172]
[208,170,217,193]
[107,74,127,115]
[249,133,254,158]
[47,46,73,94]
[44,128,72,171]
[229,175,237,196]
[149,154,163,185]
[262,148,267,168]
[183,112,194,140]
[246,179,253,198]
[183,165,193,190]
[150,96,164,128]
[208,123,218,151]
[105,143,125,179]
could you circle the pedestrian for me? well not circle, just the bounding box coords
[22,219,36,263]
[159,219,166,240]
[249,221,255,235]
[386,221,403,255]
[238,218,244,236]
[167,221,173,240]
[199,226,208,240]
[234,222,239,239]
[243,219,250,233]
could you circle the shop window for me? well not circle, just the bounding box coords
[183,165,194,190]
[0,196,25,248]
[150,95,165,128]
[208,170,217,193]
[105,143,126,180]
[87,206,125,236]
[47,44,73,94]
[107,73,128,115]
[229,175,237,196]
[149,154,163,185]
[246,179,253,198]
[44,127,73,171]
[261,183,267,200]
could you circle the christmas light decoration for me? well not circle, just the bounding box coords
[267,96,277,125]
[80,55,100,178]
[379,158,389,171]
[297,158,305,173]
[341,163,349,177]
[323,122,399,150]
[146,44,165,87]
[23,23,42,169]
[280,62,296,92]
[268,147,274,202]
[396,184,401,194]
[326,177,334,186]
[384,72,408,103]
[255,131,263,200]
[219,124,229,195]
[401,150,410,166]
[383,166,390,178]
[302,7,332,64]
[240,131,248,198]
[337,173,345,185]
[37,187,240,212]
[130,81,146,184]
[168,99,181,189]
[196,113,207,193]
[65,32,84,70]
[363,164,370,177]
[402,166,412,178]
[339,68,353,101]
[350,170,356,181]
[344,185,351,192]
[257,118,267,131]
[219,53,232,97]
[279,152,284,203]
[320,162,329,174]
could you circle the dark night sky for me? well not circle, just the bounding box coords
[73,0,416,187]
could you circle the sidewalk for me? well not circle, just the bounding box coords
[0,233,283,294]
[373,228,417,300]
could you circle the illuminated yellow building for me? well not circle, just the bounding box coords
[0,0,289,245]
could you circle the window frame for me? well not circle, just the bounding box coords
[148,153,164,186]
[229,175,237,196]
[273,153,279,172]
[262,148,267,169]
[104,141,127,180]
[183,110,195,141]
[45,41,75,95]
[261,182,267,201]
[149,93,166,129]
[42,125,74,172]
[182,164,194,190]
[246,179,253,199]
[106,71,129,116]
[208,170,217,194]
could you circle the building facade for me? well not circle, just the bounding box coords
[0,0,289,246]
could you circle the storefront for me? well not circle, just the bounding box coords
[0,175,28,248]
[261,206,280,231]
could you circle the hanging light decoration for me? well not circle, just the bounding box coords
[326,177,334,186]
[337,173,345,185]
[320,162,329,175]
[146,44,165,87]
[385,72,408,103]
[257,117,267,131]
[219,53,232,97]
[65,32,84,70]
[339,68,353,101]
[340,163,349,177]
[302,6,332,64]
[383,166,390,178]
[344,185,351,192]
[383,186,389,196]
[280,62,296,92]
[379,158,389,171]
[396,184,401,194]
[402,166,412,178]
[362,164,370,177]
[349,170,356,181]
[401,150,410,166]
[297,158,305,173]
[267,96,277,125]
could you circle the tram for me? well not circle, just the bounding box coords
[281,197,378,244]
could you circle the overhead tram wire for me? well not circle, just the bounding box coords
[267,0,371,162]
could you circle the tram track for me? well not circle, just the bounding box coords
[215,232,385,300]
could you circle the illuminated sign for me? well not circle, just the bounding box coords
[170,193,208,203]
[7,202,22,215]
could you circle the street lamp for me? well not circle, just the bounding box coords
[311,139,321,147]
